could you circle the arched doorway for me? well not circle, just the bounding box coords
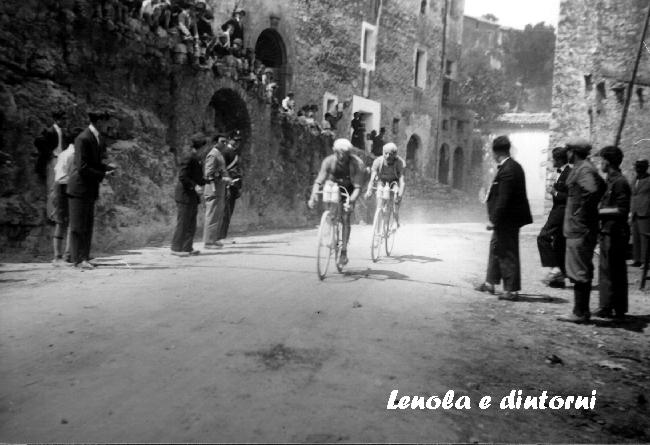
[453,146,464,189]
[438,144,449,184]
[255,29,288,100]
[209,88,252,161]
[406,134,420,169]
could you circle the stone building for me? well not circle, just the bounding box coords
[550,0,650,173]
[0,0,456,251]
[462,15,508,70]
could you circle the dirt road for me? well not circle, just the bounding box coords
[1,223,649,442]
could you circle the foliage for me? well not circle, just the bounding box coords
[503,22,556,88]
[457,49,517,126]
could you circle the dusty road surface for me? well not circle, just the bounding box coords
[1,222,649,442]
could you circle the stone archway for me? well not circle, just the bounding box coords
[406,134,420,169]
[453,146,464,190]
[255,29,288,99]
[209,88,252,162]
[438,144,449,185]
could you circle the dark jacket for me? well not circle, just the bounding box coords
[487,157,533,229]
[174,150,205,204]
[563,159,607,239]
[67,127,108,200]
[552,165,571,208]
[631,174,650,217]
[599,170,631,236]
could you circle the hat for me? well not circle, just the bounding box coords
[212,132,228,142]
[191,132,207,147]
[52,110,66,120]
[87,109,111,122]
[636,159,649,169]
[565,138,592,155]
[231,130,243,140]
[598,145,623,167]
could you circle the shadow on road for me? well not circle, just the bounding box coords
[516,293,568,304]
[388,254,442,264]
[591,314,650,333]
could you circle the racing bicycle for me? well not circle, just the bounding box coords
[370,181,400,262]
[315,181,351,280]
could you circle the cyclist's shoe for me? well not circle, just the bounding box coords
[339,251,349,266]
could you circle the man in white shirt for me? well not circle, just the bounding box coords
[50,129,79,266]
[281,92,295,114]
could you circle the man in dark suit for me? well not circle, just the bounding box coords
[631,158,650,267]
[538,147,572,287]
[557,139,606,324]
[218,131,243,240]
[171,133,206,256]
[596,146,631,320]
[475,135,533,300]
[66,110,116,269]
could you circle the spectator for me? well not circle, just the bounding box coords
[557,139,607,324]
[50,128,81,266]
[323,107,343,132]
[34,110,66,224]
[475,136,533,301]
[631,158,650,267]
[171,133,206,256]
[177,1,198,52]
[203,133,231,249]
[219,131,243,240]
[537,146,571,287]
[265,75,278,104]
[281,92,295,114]
[66,110,117,270]
[221,8,245,43]
[212,30,231,57]
[195,5,213,66]
[351,112,366,151]
[369,127,386,157]
[595,146,631,320]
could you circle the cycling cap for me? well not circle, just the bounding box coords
[383,142,398,154]
[333,138,352,152]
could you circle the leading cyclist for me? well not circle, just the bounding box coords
[365,142,406,227]
[308,138,366,266]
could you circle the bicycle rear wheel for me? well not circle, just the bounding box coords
[385,206,397,256]
[371,207,383,262]
[316,210,334,280]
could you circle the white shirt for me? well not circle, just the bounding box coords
[89,124,100,144]
[53,123,63,157]
[54,144,75,184]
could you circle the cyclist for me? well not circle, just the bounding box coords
[365,142,406,226]
[308,138,365,266]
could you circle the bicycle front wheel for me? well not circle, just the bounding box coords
[385,206,397,256]
[371,207,383,262]
[316,210,334,280]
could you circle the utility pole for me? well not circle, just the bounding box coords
[615,1,650,147]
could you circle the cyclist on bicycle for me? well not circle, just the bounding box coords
[308,138,365,266]
[365,142,406,226]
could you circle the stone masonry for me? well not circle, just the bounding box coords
[550,0,650,177]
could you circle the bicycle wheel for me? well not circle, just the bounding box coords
[334,220,344,272]
[371,207,383,262]
[385,206,397,256]
[316,210,334,280]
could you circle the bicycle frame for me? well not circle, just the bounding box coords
[370,181,399,261]
[315,182,352,279]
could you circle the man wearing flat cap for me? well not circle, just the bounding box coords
[203,132,231,248]
[171,133,206,256]
[538,146,572,287]
[67,109,116,269]
[595,146,631,320]
[557,139,606,323]
[631,158,650,267]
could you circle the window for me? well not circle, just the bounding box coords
[414,48,427,88]
[442,78,451,103]
[442,119,449,131]
[370,0,381,23]
[420,0,427,14]
[445,60,455,78]
[638,88,644,109]
[392,117,400,135]
[457,120,465,133]
[360,22,377,71]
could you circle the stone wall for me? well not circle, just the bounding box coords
[550,0,650,177]
[0,0,450,253]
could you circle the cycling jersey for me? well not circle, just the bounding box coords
[371,156,405,183]
[315,154,365,189]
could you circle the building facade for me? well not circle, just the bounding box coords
[550,0,650,173]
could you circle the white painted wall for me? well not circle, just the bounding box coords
[490,128,549,217]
